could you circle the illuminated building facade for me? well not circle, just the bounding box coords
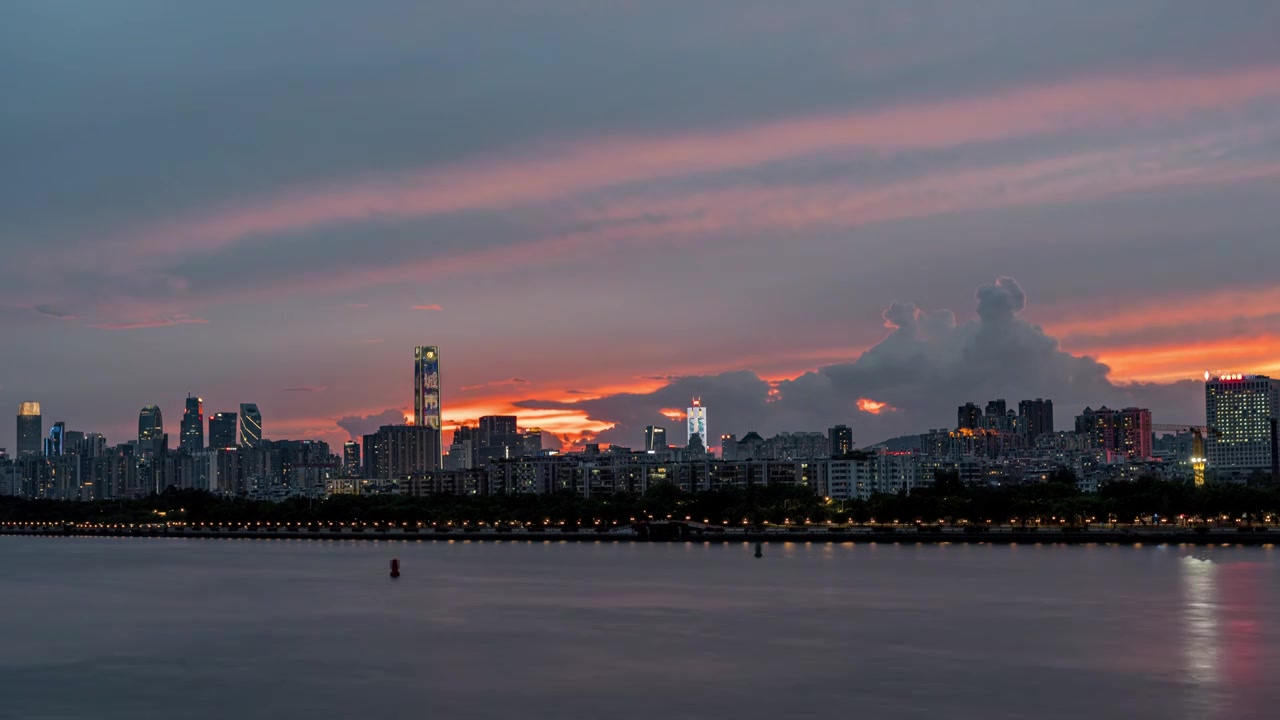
[181,395,204,451]
[138,405,164,454]
[644,425,667,452]
[687,398,707,447]
[17,402,42,457]
[239,404,262,449]
[413,346,442,469]
[1205,373,1280,479]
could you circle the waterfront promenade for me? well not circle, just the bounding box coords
[1,521,1276,546]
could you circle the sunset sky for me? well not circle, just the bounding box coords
[3,1,1280,452]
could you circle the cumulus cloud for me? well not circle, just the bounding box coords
[336,408,407,440]
[514,277,1204,447]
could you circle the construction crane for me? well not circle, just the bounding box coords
[1151,424,1221,486]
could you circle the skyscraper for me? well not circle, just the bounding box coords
[413,346,441,429]
[209,412,238,449]
[17,402,42,457]
[413,346,442,469]
[1205,373,1280,480]
[138,405,164,454]
[1017,399,1054,442]
[829,424,854,456]
[45,421,66,457]
[687,398,707,447]
[522,428,545,456]
[984,399,1011,432]
[181,395,204,451]
[239,404,262,449]
[644,425,667,452]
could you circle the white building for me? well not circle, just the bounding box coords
[1205,373,1280,481]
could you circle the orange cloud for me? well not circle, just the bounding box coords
[411,304,443,311]
[857,398,894,414]
[659,407,688,422]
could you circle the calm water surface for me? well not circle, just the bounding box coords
[1,538,1277,720]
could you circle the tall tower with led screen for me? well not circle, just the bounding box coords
[414,346,443,468]
[17,402,42,457]
[1205,372,1280,481]
[687,398,707,449]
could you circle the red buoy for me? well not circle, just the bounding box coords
[390,558,401,578]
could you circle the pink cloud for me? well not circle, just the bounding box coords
[119,64,1280,256]
[90,314,208,330]
[411,304,443,311]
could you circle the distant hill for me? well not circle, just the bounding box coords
[865,434,922,452]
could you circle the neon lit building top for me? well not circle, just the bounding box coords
[687,397,707,447]
[19,402,40,416]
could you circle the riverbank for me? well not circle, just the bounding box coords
[2,525,1276,546]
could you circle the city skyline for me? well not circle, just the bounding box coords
[3,2,1280,452]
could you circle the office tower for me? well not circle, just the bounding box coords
[17,402,42,457]
[209,412,238,449]
[687,398,707,446]
[363,424,440,478]
[413,346,443,470]
[522,428,545,456]
[181,395,204,451]
[829,424,854,456]
[644,425,668,452]
[413,346,441,429]
[45,422,66,457]
[1075,406,1153,459]
[447,425,477,470]
[957,403,983,431]
[343,441,361,477]
[239,404,262,449]
[1205,373,1280,480]
[478,415,519,462]
[1018,399,1054,442]
[138,405,164,454]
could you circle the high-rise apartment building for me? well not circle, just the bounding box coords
[644,425,668,452]
[239,404,262,449]
[829,425,854,457]
[1018,399,1054,442]
[984,399,1013,432]
[957,403,983,431]
[138,405,164,454]
[1075,406,1152,460]
[363,424,440,477]
[687,398,707,447]
[478,415,519,462]
[209,412,238,449]
[522,428,545,456]
[343,441,361,477]
[181,395,204,451]
[17,402,42,457]
[1205,373,1280,479]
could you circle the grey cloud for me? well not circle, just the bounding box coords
[516,278,1207,447]
[336,408,405,440]
[282,386,327,393]
[34,304,77,320]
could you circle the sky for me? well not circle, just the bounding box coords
[3,1,1280,453]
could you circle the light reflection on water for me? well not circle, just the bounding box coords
[0,538,1276,720]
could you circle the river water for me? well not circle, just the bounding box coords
[1,538,1277,720]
